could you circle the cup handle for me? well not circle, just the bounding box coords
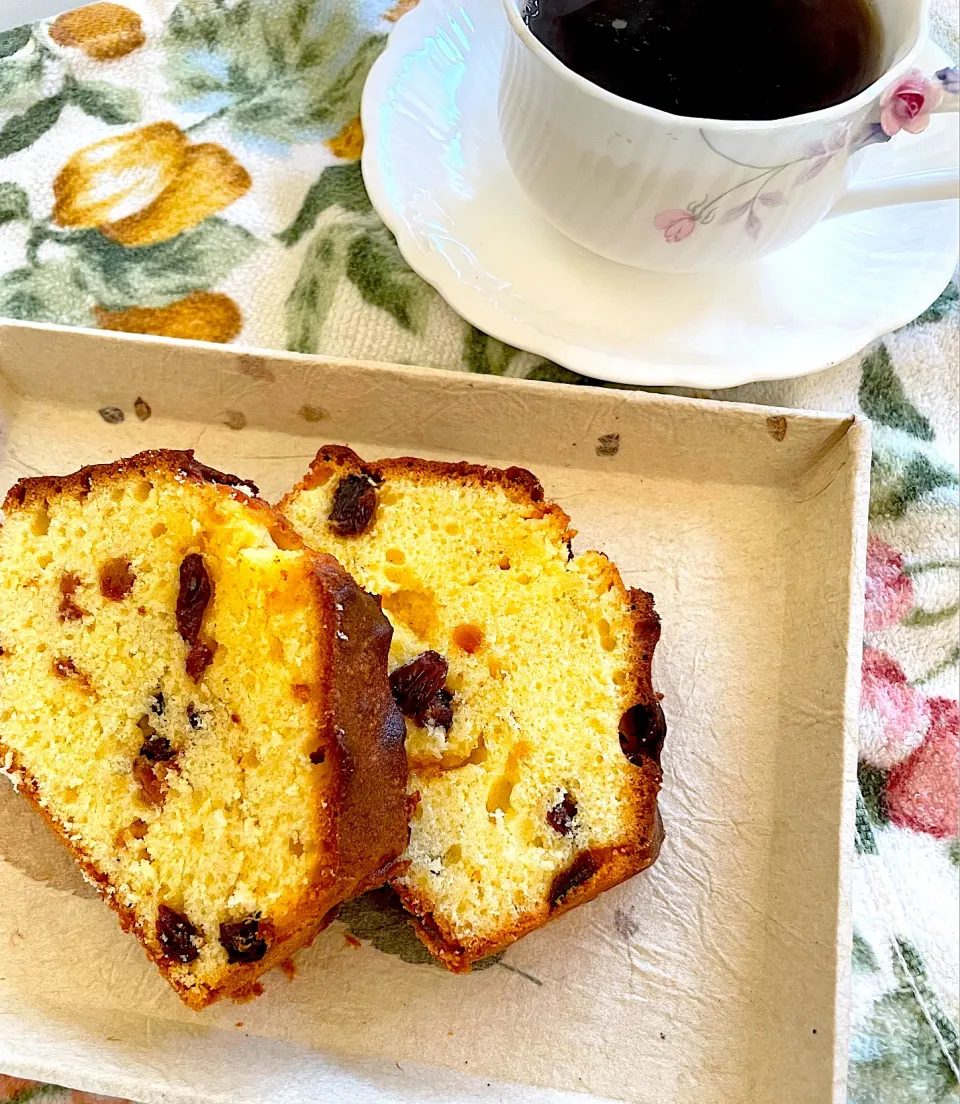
[826,65,959,220]
[827,167,959,219]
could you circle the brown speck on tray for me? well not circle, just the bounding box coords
[237,355,275,383]
[596,433,620,456]
[280,957,296,980]
[222,410,247,431]
[98,406,125,425]
[613,906,639,940]
[134,397,152,421]
[235,1022,244,1028]
[766,415,788,441]
[344,933,361,949]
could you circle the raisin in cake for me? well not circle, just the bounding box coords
[279,446,665,971]
[0,450,407,1008]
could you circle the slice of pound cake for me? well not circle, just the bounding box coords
[279,446,665,971]
[0,450,407,1008]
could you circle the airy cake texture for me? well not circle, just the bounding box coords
[0,450,407,1008]
[279,446,665,970]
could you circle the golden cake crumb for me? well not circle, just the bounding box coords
[0,450,407,1007]
[279,446,665,970]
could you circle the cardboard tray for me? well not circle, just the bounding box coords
[0,322,869,1104]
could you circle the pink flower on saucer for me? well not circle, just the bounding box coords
[887,697,959,839]
[654,209,696,243]
[879,69,944,136]
[864,536,914,632]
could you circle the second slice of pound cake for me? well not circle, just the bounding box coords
[0,450,407,1008]
[279,446,665,970]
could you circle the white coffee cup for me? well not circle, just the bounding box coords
[498,0,959,272]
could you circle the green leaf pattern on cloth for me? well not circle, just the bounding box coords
[0,29,43,107]
[276,160,373,244]
[0,96,65,158]
[67,78,141,125]
[164,0,386,143]
[859,344,935,442]
[464,325,526,376]
[858,763,891,830]
[0,3,956,1103]
[345,222,429,332]
[853,931,881,975]
[0,26,31,60]
[915,280,959,325]
[64,219,258,310]
[338,888,506,970]
[0,260,96,326]
[284,218,356,352]
[280,160,430,348]
[0,181,28,224]
[869,434,958,520]
[849,941,960,1103]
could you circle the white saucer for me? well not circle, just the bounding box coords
[361,0,959,388]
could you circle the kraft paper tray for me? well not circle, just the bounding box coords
[0,322,869,1104]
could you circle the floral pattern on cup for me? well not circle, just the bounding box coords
[652,209,697,243]
[879,68,945,136]
[852,65,959,152]
[653,124,848,243]
[656,65,960,244]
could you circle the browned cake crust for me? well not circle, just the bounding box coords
[280,445,666,973]
[1,450,408,1008]
[286,444,570,523]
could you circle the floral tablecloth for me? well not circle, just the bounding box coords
[0,2,956,1102]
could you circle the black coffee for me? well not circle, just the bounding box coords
[523,0,884,120]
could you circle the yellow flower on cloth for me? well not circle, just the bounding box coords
[49,3,146,61]
[52,122,251,247]
[326,115,364,161]
[95,291,242,343]
[384,0,421,22]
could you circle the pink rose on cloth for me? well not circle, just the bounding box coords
[72,1091,137,1104]
[864,536,915,632]
[859,647,930,769]
[887,697,960,839]
[880,69,944,136]
[0,1074,42,1099]
[654,209,696,243]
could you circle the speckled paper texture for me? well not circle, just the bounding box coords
[0,324,870,1104]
